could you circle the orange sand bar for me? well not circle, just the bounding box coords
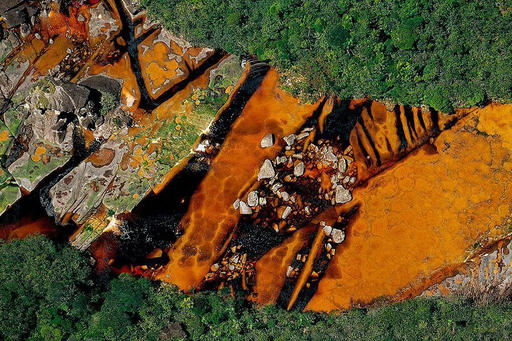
[307,103,512,311]
[157,69,322,290]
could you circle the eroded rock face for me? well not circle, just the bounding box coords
[422,239,512,300]
[4,78,97,191]
[50,139,129,225]
[0,0,243,250]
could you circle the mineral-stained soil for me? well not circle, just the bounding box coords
[2,0,512,312]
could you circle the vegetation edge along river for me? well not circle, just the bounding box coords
[141,0,512,112]
[2,235,512,341]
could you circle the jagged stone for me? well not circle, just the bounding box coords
[281,206,292,219]
[335,185,352,204]
[275,156,287,165]
[297,132,309,140]
[247,191,258,207]
[283,134,296,146]
[280,191,290,201]
[260,133,275,148]
[258,159,275,180]
[294,162,305,177]
[331,229,345,244]
[323,224,332,236]
[239,201,252,215]
[338,157,347,173]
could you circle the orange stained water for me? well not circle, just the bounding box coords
[251,225,316,305]
[0,217,58,240]
[156,69,322,290]
[6,0,512,312]
[287,225,325,310]
[306,103,512,312]
[349,101,466,182]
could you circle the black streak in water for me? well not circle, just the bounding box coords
[430,108,441,133]
[115,62,271,263]
[403,105,418,140]
[320,100,361,149]
[358,111,381,166]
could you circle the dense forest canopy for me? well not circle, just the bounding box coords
[1,236,512,340]
[141,0,512,112]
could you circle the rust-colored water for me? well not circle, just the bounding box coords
[306,104,512,311]
[251,225,316,305]
[0,217,58,240]
[156,69,322,290]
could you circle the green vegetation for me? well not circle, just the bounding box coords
[141,0,512,112]
[99,91,118,116]
[2,235,512,340]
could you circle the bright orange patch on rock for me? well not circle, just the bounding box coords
[31,146,47,162]
[307,104,512,312]
[0,130,10,142]
[88,148,116,167]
